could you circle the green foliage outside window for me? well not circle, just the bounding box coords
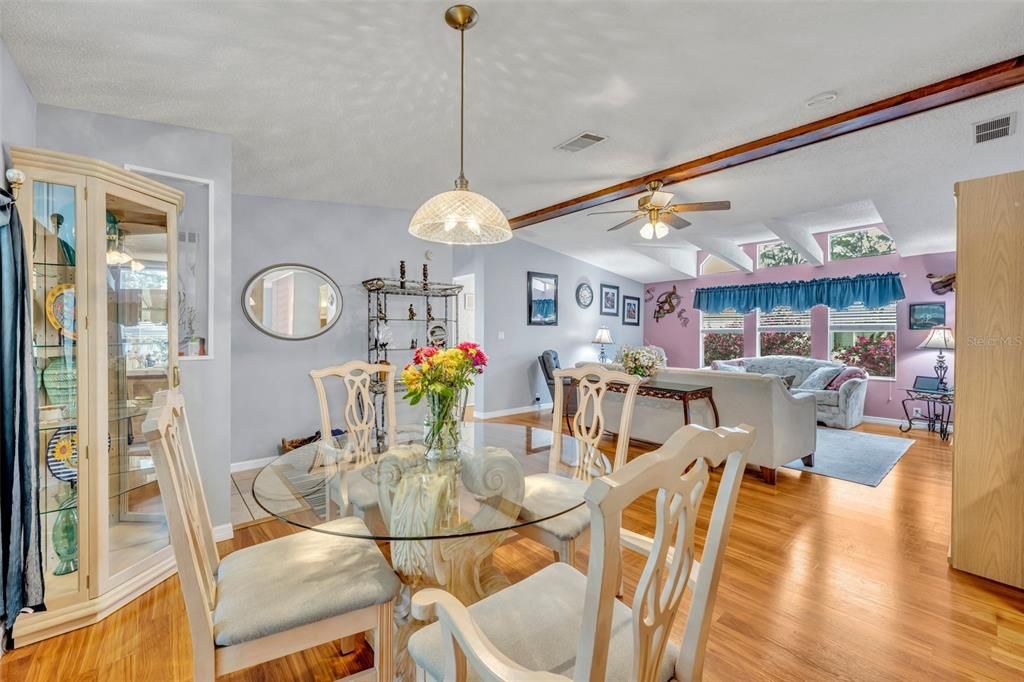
[832,331,896,377]
[758,242,806,268]
[829,228,896,261]
[702,332,744,366]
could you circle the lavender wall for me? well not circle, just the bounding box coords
[644,230,956,420]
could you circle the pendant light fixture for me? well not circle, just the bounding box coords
[409,5,512,245]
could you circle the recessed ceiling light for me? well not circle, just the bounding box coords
[805,91,838,109]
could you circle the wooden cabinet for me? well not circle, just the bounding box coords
[950,170,1024,589]
[9,146,184,645]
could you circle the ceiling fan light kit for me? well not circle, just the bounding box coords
[409,5,512,246]
[591,180,731,240]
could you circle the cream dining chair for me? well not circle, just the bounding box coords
[143,388,400,681]
[408,422,754,682]
[516,364,642,565]
[310,360,396,529]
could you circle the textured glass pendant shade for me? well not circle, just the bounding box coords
[410,187,512,244]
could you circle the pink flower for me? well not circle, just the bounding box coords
[413,346,439,364]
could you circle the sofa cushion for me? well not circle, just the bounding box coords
[826,366,867,390]
[712,362,747,373]
[794,389,840,407]
[799,366,844,391]
[743,356,843,386]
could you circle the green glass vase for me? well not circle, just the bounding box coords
[52,489,79,576]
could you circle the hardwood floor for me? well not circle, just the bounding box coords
[5,416,1024,681]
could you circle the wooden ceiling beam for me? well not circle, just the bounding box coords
[509,54,1024,230]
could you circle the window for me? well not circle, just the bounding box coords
[700,254,740,275]
[757,241,806,269]
[758,306,812,357]
[829,303,897,377]
[828,227,896,261]
[700,309,744,366]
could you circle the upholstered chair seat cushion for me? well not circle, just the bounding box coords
[519,474,590,541]
[408,562,679,682]
[213,516,400,646]
[798,366,844,391]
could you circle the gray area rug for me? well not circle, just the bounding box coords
[784,427,914,487]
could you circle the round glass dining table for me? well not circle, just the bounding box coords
[251,421,585,679]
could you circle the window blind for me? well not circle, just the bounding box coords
[829,303,897,331]
[700,310,744,331]
[758,306,811,330]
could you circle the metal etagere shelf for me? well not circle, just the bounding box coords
[362,276,462,446]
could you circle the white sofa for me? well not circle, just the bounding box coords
[586,363,816,484]
[714,356,868,429]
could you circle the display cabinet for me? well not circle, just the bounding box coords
[8,146,184,645]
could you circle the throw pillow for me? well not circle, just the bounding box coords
[712,362,746,373]
[826,366,867,390]
[799,366,844,391]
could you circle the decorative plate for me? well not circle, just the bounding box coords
[45,425,79,483]
[42,356,77,417]
[45,283,77,341]
[575,283,594,309]
[428,324,448,347]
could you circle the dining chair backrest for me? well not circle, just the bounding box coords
[142,388,220,658]
[310,361,397,464]
[578,423,753,682]
[550,365,642,481]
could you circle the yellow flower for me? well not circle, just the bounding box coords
[53,435,76,463]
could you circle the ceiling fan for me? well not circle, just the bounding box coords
[589,181,731,239]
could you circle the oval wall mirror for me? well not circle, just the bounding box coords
[242,264,343,340]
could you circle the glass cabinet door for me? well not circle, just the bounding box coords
[94,181,177,588]
[26,176,89,607]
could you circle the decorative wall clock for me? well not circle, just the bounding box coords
[575,282,594,309]
[46,283,77,340]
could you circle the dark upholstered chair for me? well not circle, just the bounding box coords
[538,350,578,432]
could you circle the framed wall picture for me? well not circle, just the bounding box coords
[527,271,558,326]
[622,295,640,326]
[909,302,945,330]
[599,283,620,316]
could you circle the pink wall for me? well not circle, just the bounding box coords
[643,231,956,420]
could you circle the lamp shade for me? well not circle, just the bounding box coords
[592,326,613,344]
[917,326,955,351]
[409,188,512,245]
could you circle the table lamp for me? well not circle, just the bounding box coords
[916,325,954,387]
[592,326,614,363]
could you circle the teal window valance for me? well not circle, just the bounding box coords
[693,272,905,314]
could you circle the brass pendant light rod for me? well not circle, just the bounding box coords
[446,5,477,190]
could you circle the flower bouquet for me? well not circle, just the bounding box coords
[401,342,488,460]
[621,345,665,379]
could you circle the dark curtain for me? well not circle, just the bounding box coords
[0,185,44,650]
[693,272,906,314]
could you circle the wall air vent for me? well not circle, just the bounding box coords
[555,131,607,152]
[973,113,1016,144]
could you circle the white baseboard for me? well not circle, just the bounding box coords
[475,402,553,420]
[230,455,277,473]
[862,415,952,433]
[213,523,234,541]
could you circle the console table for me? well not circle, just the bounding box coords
[608,378,720,427]
[899,387,953,441]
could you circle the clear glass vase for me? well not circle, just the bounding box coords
[423,390,463,461]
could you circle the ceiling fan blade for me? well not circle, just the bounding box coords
[639,190,674,210]
[662,214,692,230]
[667,201,731,212]
[607,215,645,232]
[588,210,642,216]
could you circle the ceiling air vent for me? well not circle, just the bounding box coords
[555,131,607,152]
[973,113,1016,144]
